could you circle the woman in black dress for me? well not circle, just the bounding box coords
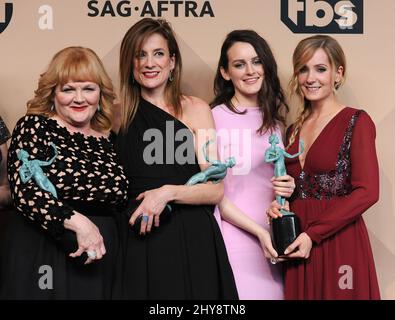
[0,47,128,299]
[115,18,238,299]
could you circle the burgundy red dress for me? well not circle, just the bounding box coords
[284,107,380,300]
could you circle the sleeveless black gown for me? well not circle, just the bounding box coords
[115,98,238,299]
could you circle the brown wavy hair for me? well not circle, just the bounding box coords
[287,35,346,148]
[210,29,289,134]
[119,18,182,132]
[27,46,115,133]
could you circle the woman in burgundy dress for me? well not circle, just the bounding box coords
[268,35,380,299]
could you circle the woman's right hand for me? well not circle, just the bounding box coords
[64,212,106,264]
[271,175,295,198]
[266,200,290,221]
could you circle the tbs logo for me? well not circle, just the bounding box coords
[281,0,363,34]
[0,2,13,33]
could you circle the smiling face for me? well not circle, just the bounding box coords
[54,81,100,130]
[297,48,343,103]
[133,33,175,96]
[220,41,264,103]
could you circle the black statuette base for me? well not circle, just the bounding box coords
[270,212,301,256]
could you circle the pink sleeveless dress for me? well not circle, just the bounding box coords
[212,104,284,300]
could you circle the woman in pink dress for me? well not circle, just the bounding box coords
[268,35,380,299]
[210,30,295,299]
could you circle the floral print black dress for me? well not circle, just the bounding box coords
[0,115,128,299]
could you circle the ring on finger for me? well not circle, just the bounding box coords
[87,250,97,260]
[270,257,278,265]
[142,215,149,223]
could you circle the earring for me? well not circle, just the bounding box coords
[333,80,340,93]
[168,70,174,82]
[50,104,55,112]
[97,104,102,112]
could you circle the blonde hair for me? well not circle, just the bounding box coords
[119,18,182,132]
[27,46,116,133]
[287,35,346,148]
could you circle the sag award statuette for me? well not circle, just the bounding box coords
[264,134,304,256]
[134,140,236,234]
[18,143,89,265]
[184,140,236,186]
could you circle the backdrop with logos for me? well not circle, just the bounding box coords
[1,0,394,299]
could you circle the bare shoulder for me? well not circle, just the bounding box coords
[181,95,214,131]
[181,95,211,113]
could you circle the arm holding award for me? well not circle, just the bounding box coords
[133,140,236,235]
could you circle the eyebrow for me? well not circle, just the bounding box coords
[301,63,328,69]
[62,83,96,88]
[139,48,166,52]
[231,56,259,63]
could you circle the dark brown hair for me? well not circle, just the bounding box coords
[210,29,288,134]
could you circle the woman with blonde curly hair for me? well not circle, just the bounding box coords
[0,47,129,299]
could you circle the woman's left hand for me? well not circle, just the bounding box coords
[283,232,313,259]
[129,185,173,235]
[271,175,296,198]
